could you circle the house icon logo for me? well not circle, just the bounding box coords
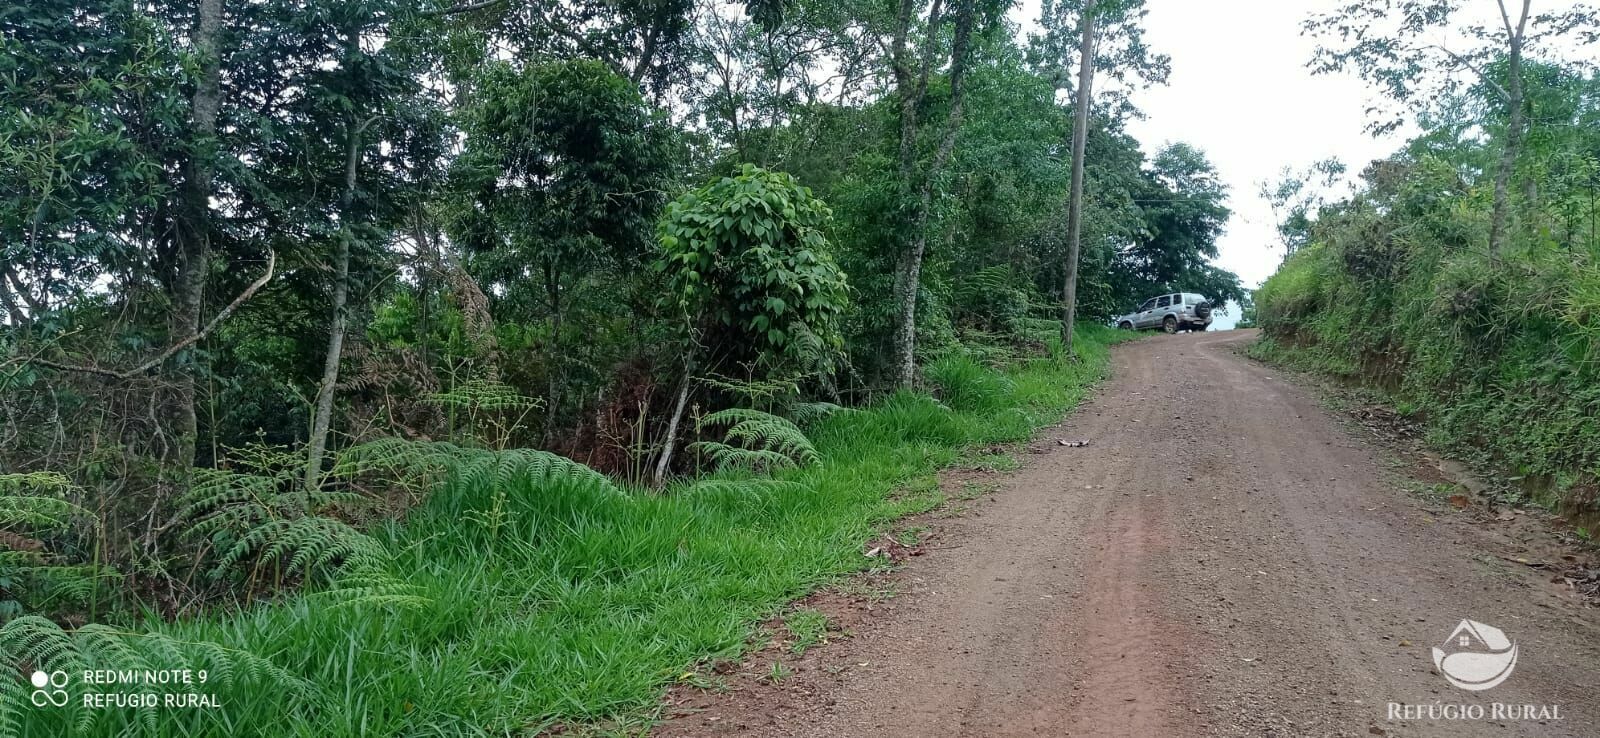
[1432,619,1517,691]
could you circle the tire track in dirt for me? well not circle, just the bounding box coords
[654,330,1600,738]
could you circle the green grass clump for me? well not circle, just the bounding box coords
[927,354,1016,412]
[784,607,830,655]
[8,326,1126,737]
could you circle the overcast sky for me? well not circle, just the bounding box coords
[1005,0,1596,329]
[1117,1,1410,288]
[1011,1,1417,327]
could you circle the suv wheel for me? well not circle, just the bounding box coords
[1162,315,1177,334]
[1118,320,1134,330]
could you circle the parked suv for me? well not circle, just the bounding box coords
[1112,292,1214,333]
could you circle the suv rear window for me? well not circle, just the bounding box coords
[1157,295,1172,308]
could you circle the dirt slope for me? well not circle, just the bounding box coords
[655,330,1600,738]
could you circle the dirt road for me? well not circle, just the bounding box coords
[657,330,1600,737]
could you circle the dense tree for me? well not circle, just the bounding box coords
[885,0,994,388]
[1304,0,1600,258]
[1030,0,1170,354]
[0,0,1240,628]
[445,58,678,440]
[651,164,847,482]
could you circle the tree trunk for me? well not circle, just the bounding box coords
[168,0,224,473]
[1059,0,1097,357]
[652,354,695,488]
[303,118,364,492]
[890,234,928,388]
[0,264,32,325]
[1487,0,1529,261]
[541,261,563,447]
[890,0,979,389]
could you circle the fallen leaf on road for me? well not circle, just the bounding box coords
[1447,494,1470,509]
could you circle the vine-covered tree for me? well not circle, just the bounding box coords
[651,164,847,482]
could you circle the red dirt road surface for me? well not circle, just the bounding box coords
[654,330,1600,737]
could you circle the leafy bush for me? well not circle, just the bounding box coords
[655,164,849,375]
[0,473,112,618]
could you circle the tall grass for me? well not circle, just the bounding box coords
[10,326,1126,737]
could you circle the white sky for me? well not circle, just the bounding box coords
[1005,0,1591,328]
[1117,0,1407,291]
[1007,1,1413,328]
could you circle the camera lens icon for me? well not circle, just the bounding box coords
[30,670,69,707]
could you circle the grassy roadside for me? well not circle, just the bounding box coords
[1245,332,1598,531]
[16,325,1128,737]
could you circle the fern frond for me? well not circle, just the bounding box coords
[789,401,847,424]
[688,442,800,472]
[697,374,800,406]
[0,473,90,530]
[308,570,429,610]
[424,379,542,412]
[696,408,819,469]
[331,437,457,480]
[0,472,76,496]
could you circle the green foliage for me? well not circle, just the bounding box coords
[1255,68,1600,516]
[927,354,1017,412]
[692,408,820,472]
[5,327,1122,737]
[0,473,112,618]
[657,164,849,375]
[179,444,426,611]
[0,473,88,530]
[2,0,1244,733]
[448,58,676,309]
[424,379,542,447]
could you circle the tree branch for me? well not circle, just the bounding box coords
[1421,44,1511,103]
[1,263,46,315]
[422,0,507,17]
[1497,0,1517,38]
[30,252,277,380]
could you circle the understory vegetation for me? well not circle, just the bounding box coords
[1254,11,1600,524]
[1,0,1235,732]
[8,326,1123,736]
